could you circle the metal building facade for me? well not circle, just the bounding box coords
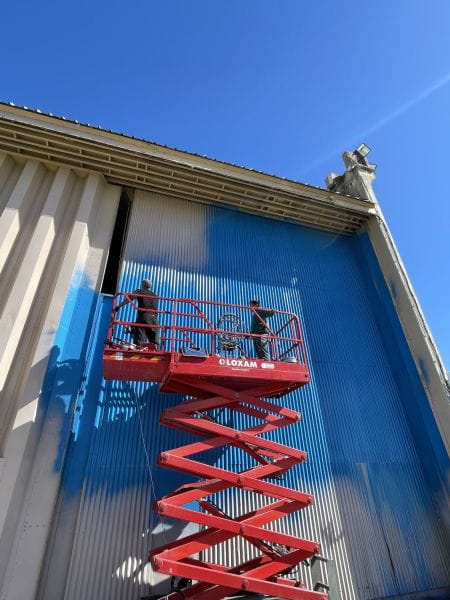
[0,104,448,600]
[40,191,449,599]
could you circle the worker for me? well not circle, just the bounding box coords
[115,279,159,347]
[249,299,274,360]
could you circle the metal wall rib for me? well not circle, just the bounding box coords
[61,190,449,600]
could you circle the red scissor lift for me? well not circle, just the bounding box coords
[103,294,328,600]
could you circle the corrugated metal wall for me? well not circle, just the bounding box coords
[0,151,121,600]
[44,190,449,600]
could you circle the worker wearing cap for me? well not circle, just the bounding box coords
[115,279,159,346]
[249,300,274,360]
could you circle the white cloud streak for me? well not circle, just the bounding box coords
[300,71,450,177]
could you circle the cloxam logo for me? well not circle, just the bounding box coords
[219,358,264,368]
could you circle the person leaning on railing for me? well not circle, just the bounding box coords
[114,279,159,347]
[249,299,274,360]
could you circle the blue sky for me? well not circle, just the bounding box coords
[2,1,449,367]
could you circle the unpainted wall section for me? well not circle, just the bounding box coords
[0,151,120,600]
[41,190,449,600]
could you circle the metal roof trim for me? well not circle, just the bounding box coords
[0,102,374,209]
[0,103,377,235]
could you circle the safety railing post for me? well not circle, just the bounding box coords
[170,299,177,354]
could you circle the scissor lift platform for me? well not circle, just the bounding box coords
[103,349,310,391]
[103,294,327,600]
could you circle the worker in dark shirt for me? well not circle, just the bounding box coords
[249,299,275,360]
[115,279,159,346]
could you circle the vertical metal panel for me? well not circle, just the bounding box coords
[61,191,449,600]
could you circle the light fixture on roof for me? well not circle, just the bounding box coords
[354,143,371,159]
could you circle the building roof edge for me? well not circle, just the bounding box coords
[0,101,372,208]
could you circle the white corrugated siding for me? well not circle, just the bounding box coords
[0,150,120,600]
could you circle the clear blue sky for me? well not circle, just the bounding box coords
[2,1,449,367]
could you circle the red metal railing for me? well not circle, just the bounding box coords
[106,293,307,363]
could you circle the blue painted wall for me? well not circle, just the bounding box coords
[356,235,449,530]
[44,194,449,600]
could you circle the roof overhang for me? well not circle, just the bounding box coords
[0,103,376,234]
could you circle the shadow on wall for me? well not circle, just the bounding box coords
[40,346,84,472]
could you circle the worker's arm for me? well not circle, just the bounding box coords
[114,290,139,312]
[114,300,126,311]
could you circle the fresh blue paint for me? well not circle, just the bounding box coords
[39,272,99,473]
